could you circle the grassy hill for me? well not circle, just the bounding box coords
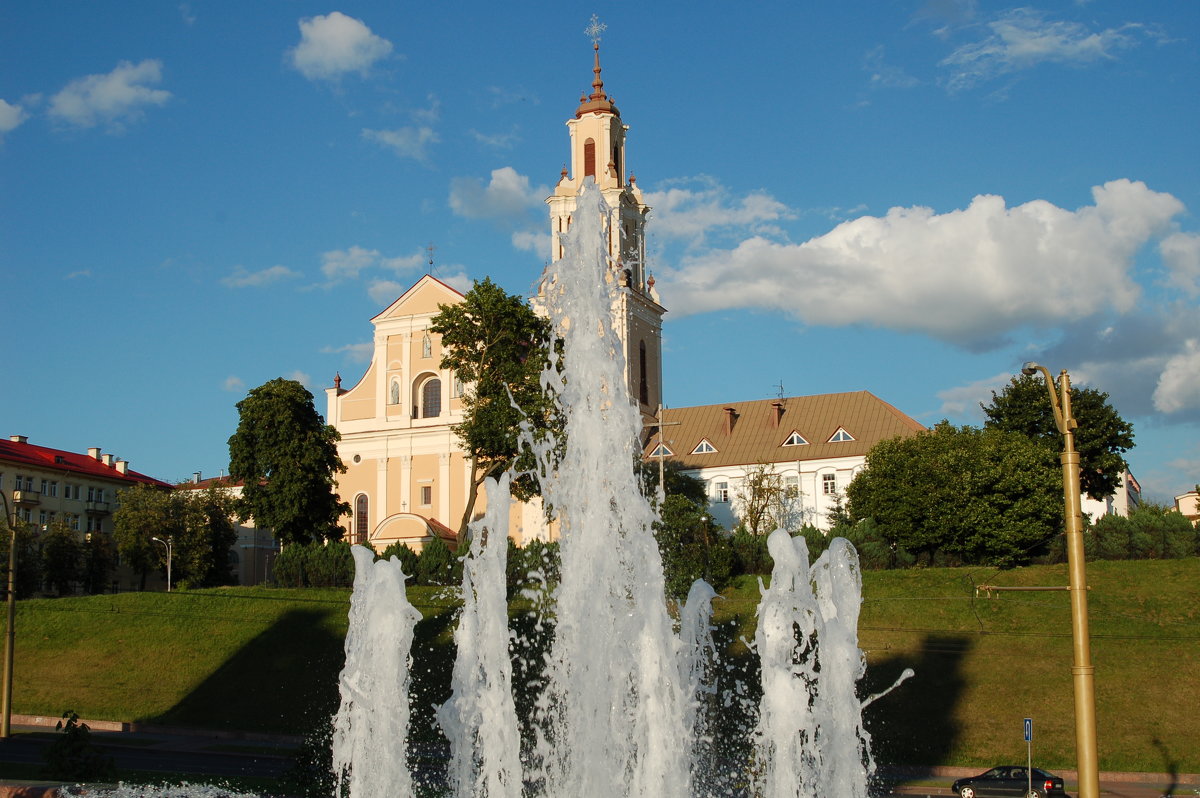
[6,558,1197,773]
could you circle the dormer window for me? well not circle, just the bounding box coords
[828,428,855,443]
[649,442,673,458]
[782,431,809,447]
[692,439,716,455]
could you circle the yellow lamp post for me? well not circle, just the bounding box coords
[1021,362,1099,798]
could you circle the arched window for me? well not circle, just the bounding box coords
[584,139,596,178]
[638,340,649,405]
[389,380,400,405]
[421,377,442,418]
[355,494,369,544]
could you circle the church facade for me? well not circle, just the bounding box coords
[326,41,663,550]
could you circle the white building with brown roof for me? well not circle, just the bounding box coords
[645,392,927,532]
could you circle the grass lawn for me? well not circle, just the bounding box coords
[6,559,1197,774]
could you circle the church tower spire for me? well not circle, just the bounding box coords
[546,19,665,419]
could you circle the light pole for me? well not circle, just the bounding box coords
[1021,362,1099,798]
[151,536,173,592]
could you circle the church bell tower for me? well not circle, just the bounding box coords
[546,33,666,420]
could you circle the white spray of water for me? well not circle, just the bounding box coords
[525,180,692,797]
[436,472,523,798]
[331,545,421,797]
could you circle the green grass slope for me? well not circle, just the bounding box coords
[6,559,1197,773]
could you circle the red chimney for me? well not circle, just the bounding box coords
[723,407,737,436]
[771,401,784,428]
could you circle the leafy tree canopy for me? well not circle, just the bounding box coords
[982,373,1134,500]
[228,378,349,546]
[637,458,708,508]
[430,278,563,540]
[847,422,1061,566]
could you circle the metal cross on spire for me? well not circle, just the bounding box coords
[585,14,607,46]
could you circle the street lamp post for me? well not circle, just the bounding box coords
[151,536,173,592]
[1022,362,1099,798]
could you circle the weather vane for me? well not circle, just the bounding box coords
[585,14,607,46]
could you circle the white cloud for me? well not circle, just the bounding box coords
[223,376,245,392]
[49,60,171,130]
[642,176,791,245]
[864,46,920,89]
[65,269,92,280]
[321,342,374,362]
[1161,232,1200,298]
[439,270,473,294]
[320,246,425,285]
[1154,340,1200,414]
[936,372,1013,419]
[322,245,379,280]
[941,9,1147,90]
[368,278,406,305]
[287,370,314,390]
[657,179,1184,347]
[0,99,28,135]
[512,230,549,257]
[449,167,547,221]
[289,12,392,81]
[222,264,301,288]
[363,126,438,162]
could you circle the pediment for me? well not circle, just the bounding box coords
[372,275,466,322]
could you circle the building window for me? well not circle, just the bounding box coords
[420,378,442,418]
[713,481,729,503]
[64,483,80,500]
[87,516,103,534]
[47,481,58,497]
[88,486,105,502]
[782,431,808,447]
[828,428,855,443]
[648,442,673,458]
[355,494,369,545]
[692,439,716,455]
[784,475,800,499]
[420,485,432,506]
[822,473,837,495]
[68,513,80,531]
[39,510,49,526]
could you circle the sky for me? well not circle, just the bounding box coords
[2,1,1198,503]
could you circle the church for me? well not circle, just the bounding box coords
[326,40,924,549]
[325,40,667,550]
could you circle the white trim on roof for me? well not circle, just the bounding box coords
[691,439,717,455]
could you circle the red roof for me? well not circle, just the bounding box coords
[176,476,245,491]
[0,438,173,489]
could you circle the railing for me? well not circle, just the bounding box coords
[11,490,40,506]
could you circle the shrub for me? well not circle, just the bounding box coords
[416,537,460,586]
[271,541,354,588]
[730,529,771,576]
[377,542,420,580]
[41,710,117,782]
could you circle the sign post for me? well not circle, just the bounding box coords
[1024,718,1033,796]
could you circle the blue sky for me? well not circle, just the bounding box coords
[3,1,1198,503]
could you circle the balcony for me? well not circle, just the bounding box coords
[12,489,40,506]
[85,500,111,516]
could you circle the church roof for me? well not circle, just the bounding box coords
[575,43,619,118]
[371,274,465,322]
[645,391,926,470]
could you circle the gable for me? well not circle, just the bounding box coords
[372,275,466,322]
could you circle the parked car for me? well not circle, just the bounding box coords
[952,765,1068,797]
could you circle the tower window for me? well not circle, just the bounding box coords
[584,138,596,178]
[638,340,648,405]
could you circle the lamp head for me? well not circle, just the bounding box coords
[1021,361,1040,376]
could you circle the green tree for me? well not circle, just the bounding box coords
[176,485,239,588]
[653,494,732,600]
[81,532,115,594]
[847,422,1061,566]
[430,278,562,542]
[982,373,1135,501]
[228,378,349,546]
[40,519,83,596]
[0,520,40,599]
[113,483,183,590]
[637,458,708,507]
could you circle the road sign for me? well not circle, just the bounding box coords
[1024,717,1033,741]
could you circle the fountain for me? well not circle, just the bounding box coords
[329,182,891,797]
[79,183,890,798]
